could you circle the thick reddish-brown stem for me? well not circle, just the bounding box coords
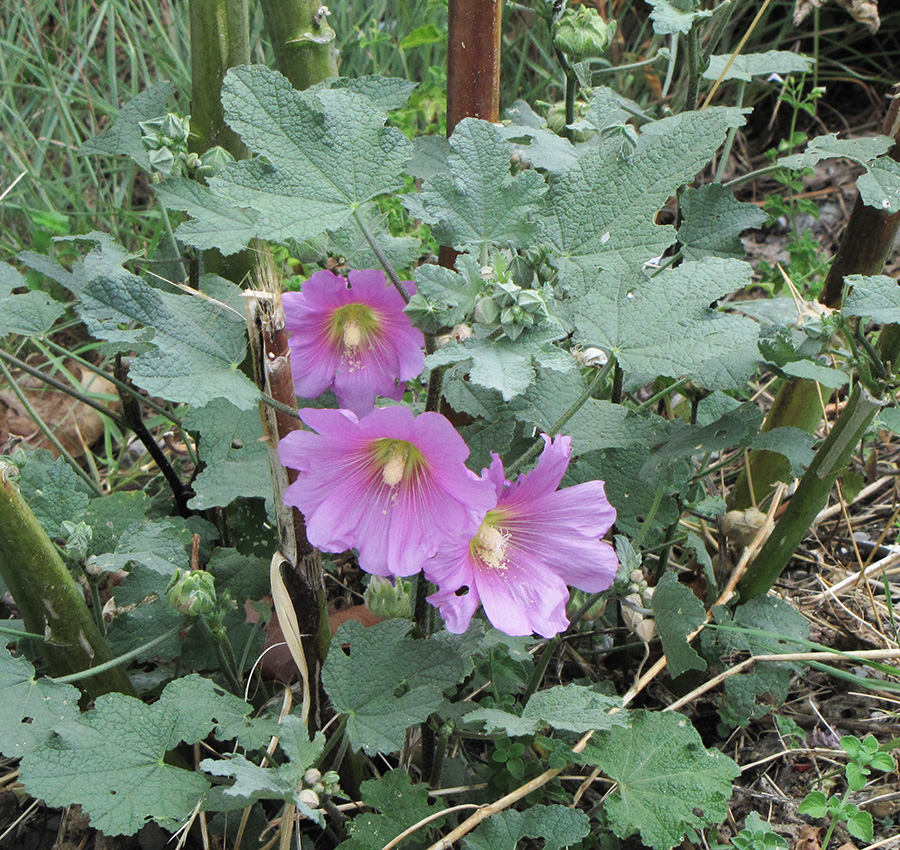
[445,0,503,132]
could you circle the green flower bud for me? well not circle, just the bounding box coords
[364,576,413,620]
[473,295,500,326]
[60,521,93,562]
[166,569,217,617]
[198,146,235,178]
[493,281,521,309]
[516,289,548,315]
[553,6,615,61]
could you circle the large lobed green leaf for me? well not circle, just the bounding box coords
[402,117,547,252]
[197,67,413,245]
[571,257,760,389]
[323,620,467,754]
[19,675,252,835]
[575,710,739,850]
[0,262,65,336]
[542,107,747,294]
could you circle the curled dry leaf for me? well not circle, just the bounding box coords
[0,361,119,457]
[793,0,880,32]
[795,825,822,850]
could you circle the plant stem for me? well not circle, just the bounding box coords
[51,624,187,685]
[198,617,243,695]
[555,49,578,141]
[713,81,745,183]
[0,465,135,697]
[506,358,615,476]
[259,0,338,92]
[683,24,701,112]
[188,0,249,157]
[115,356,192,517]
[352,208,411,302]
[737,384,885,599]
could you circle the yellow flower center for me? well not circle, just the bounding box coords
[370,438,426,489]
[329,303,380,361]
[471,511,509,570]
[342,319,363,351]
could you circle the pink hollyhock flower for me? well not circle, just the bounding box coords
[283,269,425,417]
[278,406,496,577]
[425,435,617,638]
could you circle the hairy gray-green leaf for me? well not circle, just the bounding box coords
[80,82,177,168]
[500,124,578,173]
[402,118,547,251]
[857,158,900,213]
[155,178,257,256]
[703,51,813,82]
[320,75,417,111]
[28,457,90,538]
[510,368,667,453]
[90,518,193,574]
[750,427,815,476]
[183,399,272,510]
[469,684,626,736]
[542,107,747,294]
[572,258,759,389]
[567,446,690,544]
[678,184,766,261]
[778,133,894,170]
[0,262,65,336]
[646,0,712,34]
[780,359,847,389]
[576,710,740,849]
[324,204,421,272]
[652,573,707,679]
[844,274,900,323]
[642,403,762,481]
[427,337,537,400]
[465,805,590,850]
[0,648,80,759]
[201,718,325,822]
[208,66,411,242]
[323,619,466,754]
[75,267,257,408]
[19,675,242,835]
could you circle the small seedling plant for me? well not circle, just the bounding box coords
[3,3,900,850]
[798,734,896,846]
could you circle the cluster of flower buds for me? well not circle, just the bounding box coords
[364,576,413,620]
[295,767,342,813]
[166,568,218,618]
[475,264,552,340]
[59,520,93,563]
[139,113,190,176]
[553,5,616,61]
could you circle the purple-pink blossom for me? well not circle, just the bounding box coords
[283,269,425,417]
[425,435,618,638]
[278,406,496,577]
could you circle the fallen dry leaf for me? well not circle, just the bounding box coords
[795,825,822,850]
[793,0,880,32]
[0,360,119,457]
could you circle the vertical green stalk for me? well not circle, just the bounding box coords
[259,0,338,91]
[188,0,249,158]
[189,0,251,282]
[0,465,135,697]
[737,384,885,600]
[683,24,701,112]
